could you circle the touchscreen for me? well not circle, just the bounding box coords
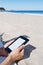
[8,38,25,50]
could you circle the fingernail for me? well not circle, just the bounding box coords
[22,45,25,47]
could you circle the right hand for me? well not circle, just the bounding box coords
[9,45,24,62]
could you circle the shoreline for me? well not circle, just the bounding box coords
[0,11,43,16]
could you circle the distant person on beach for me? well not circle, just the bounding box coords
[0,41,24,65]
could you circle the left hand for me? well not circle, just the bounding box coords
[0,39,16,57]
[1,39,14,57]
[0,47,8,57]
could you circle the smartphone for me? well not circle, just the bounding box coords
[5,36,29,53]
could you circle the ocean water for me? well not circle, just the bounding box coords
[6,10,43,14]
[0,10,43,14]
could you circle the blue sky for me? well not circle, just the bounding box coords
[0,0,43,10]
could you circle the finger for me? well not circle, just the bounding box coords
[4,40,14,48]
[20,49,24,56]
[15,49,24,61]
[18,45,25,51]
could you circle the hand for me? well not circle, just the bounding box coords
[0,40,14,57]
[1,39,14,57]
[9,45,24,62]
[0,47,8,57]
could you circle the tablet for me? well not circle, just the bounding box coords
[5,36,29,53]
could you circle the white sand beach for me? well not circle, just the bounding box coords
[0,12,43,65]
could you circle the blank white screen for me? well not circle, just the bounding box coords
[9,38,25,50]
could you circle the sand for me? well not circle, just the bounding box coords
[0,12,43,65]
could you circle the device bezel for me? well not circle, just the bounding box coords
[5,36,29,53]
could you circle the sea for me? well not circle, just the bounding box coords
[6,10,43,14]
[0,10,43,14]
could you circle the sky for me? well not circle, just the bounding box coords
[0,0,43,10]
